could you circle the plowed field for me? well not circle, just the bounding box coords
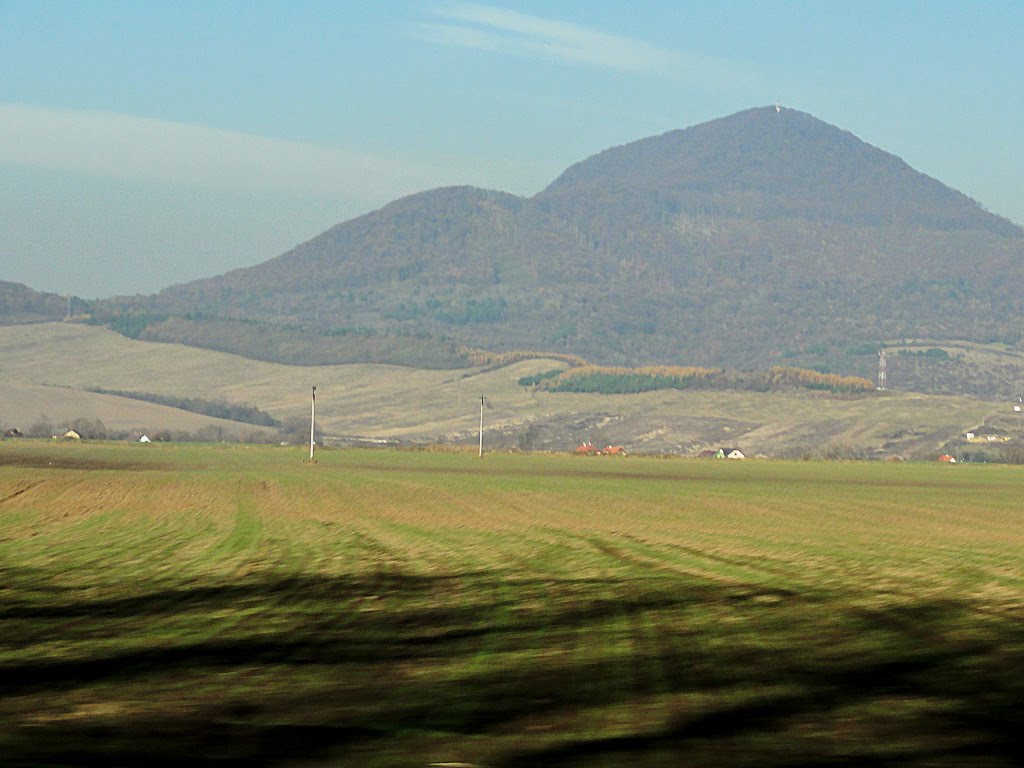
[2,441,1024,766]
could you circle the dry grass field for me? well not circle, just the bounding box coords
[0,323,1006,457]
[2,440,1024,766]
[0,383,274,439]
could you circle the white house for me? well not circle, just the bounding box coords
[714,447,746,459]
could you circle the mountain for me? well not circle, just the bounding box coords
[110,107,1024,375]
[542,108,1017,233]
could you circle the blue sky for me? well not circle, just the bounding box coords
[2,1,1021,297]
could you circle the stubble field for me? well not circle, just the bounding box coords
[0,323,1003,457]
[2,441,1024,766]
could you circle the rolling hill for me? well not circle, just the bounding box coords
[0,323,1007,458]
[0,383,275,441]
[100,106,1023,381]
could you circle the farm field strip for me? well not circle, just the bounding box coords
[0,323,1006,459]
[2,442,1024,765]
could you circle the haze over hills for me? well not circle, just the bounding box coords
[116,106,1022,377]
[17,107,1024,383]
[5,106,1024,451]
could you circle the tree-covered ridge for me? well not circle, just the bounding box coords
[764,366,876,393]
[536,365,720,393]
[91,107,1024,389]
[523,364,874,395]
[0,281,83,325]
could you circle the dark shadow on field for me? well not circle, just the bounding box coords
[2,566,1024,767]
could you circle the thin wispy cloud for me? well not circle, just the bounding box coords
[0,103,512,201]
[422,3,739,83]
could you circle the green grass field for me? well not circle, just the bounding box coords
[2,441,1024,766]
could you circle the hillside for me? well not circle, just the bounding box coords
[0,323,1006,458]
[0,383,274,441]
[0,281,81,325]
[102,106,1024,385]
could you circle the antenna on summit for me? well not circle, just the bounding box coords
[775,99,781,114]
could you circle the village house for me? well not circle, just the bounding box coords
[965,427,1010,444]
[713,448,746,459]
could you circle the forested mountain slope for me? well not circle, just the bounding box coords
[102,107,1024,375]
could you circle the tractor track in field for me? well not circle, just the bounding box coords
[4,442,1024,766]
[0,480,44,506]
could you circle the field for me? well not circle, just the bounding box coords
[3,441,1024,766]
[0,323,1006,457]
[0,383,275,440]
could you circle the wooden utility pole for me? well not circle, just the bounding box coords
[479,395,485,458]
[309,386,317,462]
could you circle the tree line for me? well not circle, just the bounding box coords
[87,389,280,427]
[520,364,874,395]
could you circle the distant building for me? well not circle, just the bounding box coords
[3,428,23,438]
[63,430,81,440]
[714,448,745,459]
[139,435,151,443]
[574,442,602,455]
[937,454,957,463]
[603,445,627,456]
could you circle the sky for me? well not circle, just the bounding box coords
[1,0,1022,298]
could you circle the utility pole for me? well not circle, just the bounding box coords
[309,386,317,462]
[479,395,485,458]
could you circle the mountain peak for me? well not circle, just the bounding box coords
[124,106,1024,377]
[541,107,1018,235]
